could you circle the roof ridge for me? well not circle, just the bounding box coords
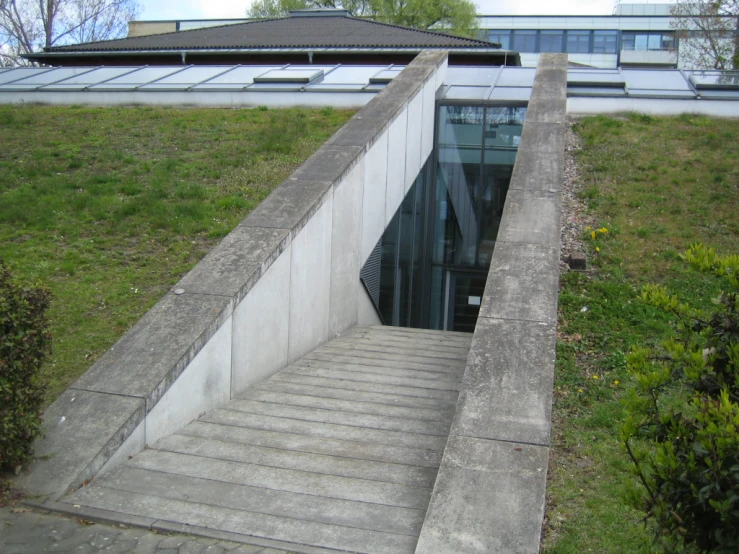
[342,15,497,47]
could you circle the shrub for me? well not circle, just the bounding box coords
[621,244,738,552]
[0,260,52,472]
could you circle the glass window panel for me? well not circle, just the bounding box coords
[568,70,624,85]
[647,34,662,50]
[593,31,618,53]
[512,30,537,52]
[622,33,636,50]
[540,31,564,53]
[567,30,591,53]
[495,67,536,87]
[246,82,303,91]
[634,34,649,50]
[487,32,511,50]
[627,89,696,98]
[698,89,739,98]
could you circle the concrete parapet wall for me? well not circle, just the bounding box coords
[17,50,448,502]
[416,53,567,554]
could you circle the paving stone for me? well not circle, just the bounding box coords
[223,546,264,554]
[177,542,225,554]
[102,540,138,553]
[157,536,189,549]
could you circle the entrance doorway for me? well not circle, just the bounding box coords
[443,271,487,332]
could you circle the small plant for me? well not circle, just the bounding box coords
[0,260,52,472]
[585,225,609,253]
[621,244,739,553]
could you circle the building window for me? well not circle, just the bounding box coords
[487,31,511,50]
[512,30,538,53]
[622,32,675,51]
[567,30,591,53]
[593,30,618,54]
[540,30,564,53]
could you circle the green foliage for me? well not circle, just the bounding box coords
[247,0,479,37]
[621,244,739,552]
[0,260,51,471]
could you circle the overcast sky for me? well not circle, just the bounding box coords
[137,1,675,21]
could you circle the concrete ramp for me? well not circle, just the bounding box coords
[57,326,471,553]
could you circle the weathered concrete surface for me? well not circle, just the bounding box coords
[72,292,233,409]
[415,437,549,554]
[416,53,567,553]
[48,327,470,554]
[451,318,557,446]
[14,390,145,501]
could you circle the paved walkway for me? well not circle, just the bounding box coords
[0,503,291,553]
[39,326,471,554]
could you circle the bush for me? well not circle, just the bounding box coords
[0,260,52,472]
[621,244,738,553]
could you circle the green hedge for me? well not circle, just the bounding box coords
[0,260,51,471]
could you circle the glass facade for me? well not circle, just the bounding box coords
[362,104,525,332]
[485,29,676,55]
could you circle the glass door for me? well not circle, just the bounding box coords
[444,270,487,333]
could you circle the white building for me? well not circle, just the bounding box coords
[478,2,736,69]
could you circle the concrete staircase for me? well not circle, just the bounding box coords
[59,325,471,553]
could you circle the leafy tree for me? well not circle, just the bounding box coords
[247,0,478,38]
[0,0,141,66]
[621,244,739,552]
[670,0,739,69]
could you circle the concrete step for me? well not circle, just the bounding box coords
[239,388,455,423]
[58,325,471,553]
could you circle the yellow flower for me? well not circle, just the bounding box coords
[592,375,599,379]
[596,247,600,252]
[599,227,609,234]
[613,380,619,386]
[578,388,583,393]
[590,231,596,240]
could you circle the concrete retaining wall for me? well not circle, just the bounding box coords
[415,53,567,554]
[18,50,448,502]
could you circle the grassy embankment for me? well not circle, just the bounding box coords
[542,114,739,552]
[0,104,354,406]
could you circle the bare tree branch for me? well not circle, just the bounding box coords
[670,0,738,69]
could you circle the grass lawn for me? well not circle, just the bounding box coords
[542,114,739,552]
[0,104,354,406]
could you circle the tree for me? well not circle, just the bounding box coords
[0,0,141,66]
[247,0,478,38]
[670,0,739,69]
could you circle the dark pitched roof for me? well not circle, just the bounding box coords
[39,15,501,53]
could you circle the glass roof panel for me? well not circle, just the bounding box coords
[6,67,93,86]
[487,87,531,102]
[688,70,739,89]
[50,67,136,86]
[90,67,183,86]
[0,68,54,85]
[442,66,501,87]
[200,66,279,85]
[623,69,691,91]
[368,68,404,83]
[568,86,626,96]
[321,66,388,84]
[149,66,233,85]
[627,89,695,98]
[568,70,625,86]
[305,83,367,91]
[254,68,324,83]
[443,86,490,101]
[496,68,536,87]
[698,89,739,99]
[247,82,304,91]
